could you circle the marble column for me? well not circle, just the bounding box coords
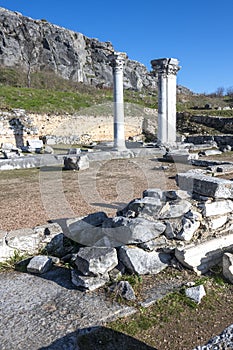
[109,52,127,151]
[151,58,180,145]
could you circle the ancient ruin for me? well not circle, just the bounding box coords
[151,58,180,145]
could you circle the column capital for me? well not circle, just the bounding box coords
[151,58,180,77]
[109,52,127,71]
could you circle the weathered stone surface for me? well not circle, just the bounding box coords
[142,188,164,200]
[159,200,192,219]
[6,228,41,254]
[177,217,200,241]
[175,233,233,274]
[63,154,89,170]
[71,270,109,291]
[177,172,233,199]
[222,253,233,284]
[74,247,118,276]
[66,212,108,245]
[201,200,233,217]
[0,7,156,91]
[163,150,198,163]
[207,215,228,230]
[118,246,170,275]
[110,281,136,301]
[0,230,16,262]
[202,149,222,156]
[185,285,206,304]
[164,219,183,239]
[119,197,163,219]
[102,216,166,245]
[193,324,233,350]
[138,236,168,251]
[27,255,53,274]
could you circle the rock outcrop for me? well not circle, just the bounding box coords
[0,7,156,90]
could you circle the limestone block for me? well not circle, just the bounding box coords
[175,233,233,274]
[201,200,233,217]
[177,217,200,241]
[27,255,53,274]
[176,172,233,199]
[119,197,162,219]
[6,228,41,254]
[159,200,192,219]
[203,149,222,156]
[63,154,89,170]
[66,212,108,246]
[142,188,165,200]
[164,219,183,239]
[118,246,171,275]
[78,155,90,170]
[71,270,109,291]
[222,253,233,284]
[185,285,206,304]
[0,230,16,262]
[138,236,168,251]
[163,150,198,163]
[74,247,118,276]
[102,216,166,245]
[110,281,136,301]
[207,215,228,230]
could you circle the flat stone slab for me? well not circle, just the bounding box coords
[176,172,233,199]
[175,233,233,274]
[0,269,136,350]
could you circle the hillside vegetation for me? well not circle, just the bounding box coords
[0,66,232,116]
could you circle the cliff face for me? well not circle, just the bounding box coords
[0,7,156,90]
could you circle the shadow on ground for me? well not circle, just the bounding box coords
[39,326,157,350]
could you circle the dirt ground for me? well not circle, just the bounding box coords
[1,155,233,350]
[0,157,192,231]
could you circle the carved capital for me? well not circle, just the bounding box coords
[109,52,127,72]
[151,58,180,78]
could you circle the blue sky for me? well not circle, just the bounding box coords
[0,0,232,93]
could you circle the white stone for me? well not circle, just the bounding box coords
[185,285,206,304]
[222,253,233,284]
[27,255,53,274]
[159,200,192,219]
[118,246,170,275]
[208,215,228,230]
[151,58,180,144]
[175,233,233,274]
[109,52,127,151]
[177,217,200,241]
[201,200,233,217]
[177,172,233,199]
[71,270,109,291]
[77,154,89,170]
[74,247,118,276]
[203,149,222,156]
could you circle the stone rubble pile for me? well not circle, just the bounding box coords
[1,171,233,292]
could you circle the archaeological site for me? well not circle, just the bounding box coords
[0,6,233,350]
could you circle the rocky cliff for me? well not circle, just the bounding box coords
[0,7,156,90]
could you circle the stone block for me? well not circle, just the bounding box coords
[185,285,206,304]
[71,270,109,291]
[119,197,163,219]
[110,281,136,301]
[222,253,233,284]
[102,216,166,245]
[27,255,53,274]
[66,212,108,245]
[159,200,192,219]
[175,233,233,274]
[74,247,118,276]
[201,200,233,217]
[118,246,171,275]
[142,188,165,200]
[6,228,41,254]
[176,172,233,199]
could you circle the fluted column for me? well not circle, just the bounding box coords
[109,52,127,151]
[151,58,180,145]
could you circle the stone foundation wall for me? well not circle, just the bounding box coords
[0,107,157,146]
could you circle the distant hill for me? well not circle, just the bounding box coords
[0,7,157,91]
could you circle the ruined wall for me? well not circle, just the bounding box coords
[0,106,157,146]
